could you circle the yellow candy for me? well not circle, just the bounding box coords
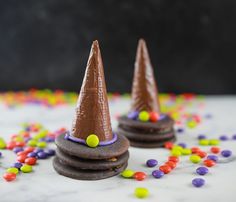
[135,187,149,199]
[190,155,201,163]
[182,148,192,155]
[199,139,209,146]
[86,134,99,148]
[209,139,220,145]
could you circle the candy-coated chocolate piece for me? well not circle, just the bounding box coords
[152,170,164,178]
[134,172,147,181]
[168,156,179,163]
[25,157,37,165]
[27,140,38,147]
[210,146,220,154]
[146,159,158,167]
[199,139,209,146]
[7,167,19,174]
[198,135,207,140]
[191,147,201,154]
[24,147,35,153]
[17,154,27,163]
[3,172,16,182]
[121,169,135,178]
[196,151,207,158]
[149,112,159,122]
[20,165,33,173]
[207,155,218,162]
[127,111,139,120]
[45,149,55,156]
[164,142,174,150]
[12,162,23,169]
[159,165,171,174]
[192,178,205,187]
[36,141,47,148]
[196,167,209,175]
[209,139,220,145]
[221,150,232,157]
[165,161,176,169]
[134,187,149,198]
[189,155,201,163]
[203,159,216,167]
[37,151,48,159]
[182,148,192,155]
[86,134,99,148]
[138,111,150,122]
[219,135,228,141]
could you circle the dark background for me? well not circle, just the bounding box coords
[0,0,235,94]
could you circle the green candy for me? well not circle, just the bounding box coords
[86,134,99,148]
[37,141,47,148]
[7,167,19,174]
[209,139,220,145]
[199,139,209,146]
[20,165,33,173]
[190,155,201,163]
[182,148,192,155]
[0,137,6,149]
[121,169,135,178]
[138,111,150,122]
[27,140,38,147]
[135,187,149,199]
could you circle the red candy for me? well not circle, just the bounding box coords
[6,142,16,150]
[15,141,25,147]
[196,151,207,158]
[133,172,147,181]
[159,165,172,174]
[191,147,201,154]
[149,112,159,122]
[3,173,16,182]
[164,142,174,150]
[17,151,29,156]
[204,159,216,167]
[211,147,220,154]
[165,161,176,169]
[168,156,179,163]
[24,147,35,153]
[17,154,27,163]
[25,157,37,165]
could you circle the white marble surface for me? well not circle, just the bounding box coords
[0,96,236,202]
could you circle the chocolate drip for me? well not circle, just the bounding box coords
[71,40,113,141]
[130,39,160,112]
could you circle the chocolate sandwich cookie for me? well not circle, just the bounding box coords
[53,157,128,180]
[53,40,129,180]
[116,39,176,148]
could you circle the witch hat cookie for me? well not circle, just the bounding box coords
[117,39,176,148]
[53,41,129,180]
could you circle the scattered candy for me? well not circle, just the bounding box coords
[121,169,135,178]
[25,157,37,165]
[207,155,219,162]
[3,172,16,182]
[196,151,207,158]
[146,159,158,167]
[209,139,220,146]
[20,164,33,173]
[7,167,19,175]
[190,155,201,164]
[134,172,147,181]
[203,159,216,167]
[221,150,232,158]
[210,147,220,154]
[134,187,149,199]
[192,178,205,187]
[168,156,179,163]
[196,167,209,175]
[152,170,165,178]
[199,139,209,146]
[159,165,172,174]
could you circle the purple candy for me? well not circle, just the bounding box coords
[27,152,37,158]
[24,137,32,142]
[192,178,205,187]
[13,162,23,169]
[177,128,184,133]
[232,134,236,140]
[196,167,209,175]
[37,151,48,159]
[45,149,55,156]
[0,152,2,157]
[13,147,24,154]
[198,135,206,140]
[221,150,232,158]
[34,148,44,154]
[207,155,219,162]
[152,170,164,179]
[127,111,139,120]
[219,135,228,141]
[178,143,187,148]
[45,137,55,142]
[146,159,158,167]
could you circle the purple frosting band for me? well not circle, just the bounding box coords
[64,131,118,146]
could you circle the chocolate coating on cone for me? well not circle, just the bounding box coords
[131,39,160,112]
[71,40,113,141]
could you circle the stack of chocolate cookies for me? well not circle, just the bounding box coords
[53,41,129,180]
[117,39,176,148]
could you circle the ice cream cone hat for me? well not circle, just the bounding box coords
[130,39,161,113]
